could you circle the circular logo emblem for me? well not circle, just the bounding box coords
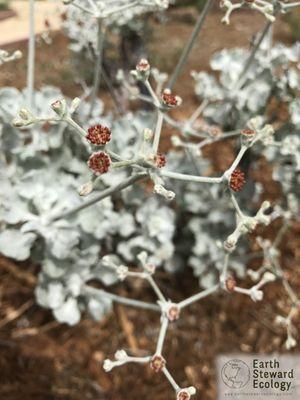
[221,359,250,389]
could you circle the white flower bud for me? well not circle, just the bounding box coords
[143,128,153,141]
[78,181,93,196]
[103,359,114,372]
[116,265,129,281]
[250,288,264,302]
[51,99,67,117]
[262,272,276,283]
[70,97,81,113]
[19,108,32,120]
[114,349,127,361]
[285,335,297,350]
[154,184,175,201]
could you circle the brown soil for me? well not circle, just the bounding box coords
[0,7,299,400]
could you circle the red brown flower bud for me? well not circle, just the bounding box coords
[86,125,111,146]
[88,152,111,175]
[225,276,236,292]
[177,391,191,400]
[150,354,166,373]
[167,305,180,321]
[136,59,150,73]
[155,153,167,168]
[229,168,245,192]
[241,128,255,137]
[162,90,182,108]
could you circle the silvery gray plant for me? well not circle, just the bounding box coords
[0,0,300,398]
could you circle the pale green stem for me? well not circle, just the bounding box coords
[152,111,164,153]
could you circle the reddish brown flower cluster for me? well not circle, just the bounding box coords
[167,305,180,322]
[244,0,255,3]
[155,153,167,168]
[150,355,166,373]
[162,91,181,107]
[88,152,111,175]
[229,168,245,192]
[225,276,236,293]
[86,125,111,146]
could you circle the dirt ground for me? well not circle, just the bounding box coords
[0,7,299,400]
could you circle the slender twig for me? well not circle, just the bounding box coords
[146,275,166,303]
[282,1,300,9]
[230,192,244,219]
[156,317,169,354]
[153,111,164,153]
[161,170,223,183]
[27,0,35,108]
[90,20,105,115]
[168,0,214,90]
[188,99,210,126]
[83,285,160,312]
[48,173,148,222]
[234,20,273,90]
[178,285,219,309]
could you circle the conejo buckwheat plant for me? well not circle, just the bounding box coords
[0,0,300,398]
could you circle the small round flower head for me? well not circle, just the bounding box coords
[132,59,151,81]
[167,304,181,321]
[250,287,264,302]
[144,263,156,274]
[51,99,66,117]
[209,125,222,137]
[223,238,237,253]
[177,387,196,400]
[78,181,93,196]
[241,128,255,137]
[86,124,111,146]
[143,128,154,142]
[103,359,114,372]
[229,168,246,192]
[285,335,297,350]
[136,59,150,73]
[162,89,182,108]
[225,276,236,293]
[88,152,111,175]
[150,354,166,372]
[155,153,167,168]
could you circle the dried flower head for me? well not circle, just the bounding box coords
[155,153,167,168]
[229,168,245,192]
[225,276,236,292]
[86,125,111,146]
[88,152,111,175]
[150,354,166,372]
[162,89,182,108]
